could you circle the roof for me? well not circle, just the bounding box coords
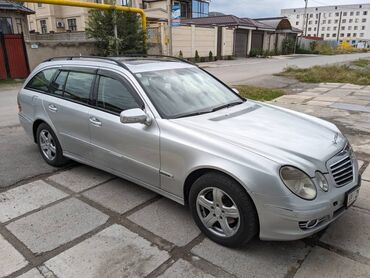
[0,0,34,14]
[181,15,256,29]
[253,17,292,30]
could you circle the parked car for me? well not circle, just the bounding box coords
[18,56,361,247]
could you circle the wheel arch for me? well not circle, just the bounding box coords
[183,167,255,207]
[32,119,57,143]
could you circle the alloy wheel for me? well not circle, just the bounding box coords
[196,187,240,237]
[39,129,57,161]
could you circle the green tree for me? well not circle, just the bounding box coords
[86,3,145,56]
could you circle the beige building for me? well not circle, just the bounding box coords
[25,0,210,33]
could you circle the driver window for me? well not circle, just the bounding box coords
[97,76,140,114]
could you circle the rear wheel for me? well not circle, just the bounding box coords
[189,172,258,247]
[36,123,69,167]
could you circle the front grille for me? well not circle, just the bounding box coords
[329,147,354,187]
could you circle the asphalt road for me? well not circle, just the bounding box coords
[1,53,369,187]
[204,53,370,84]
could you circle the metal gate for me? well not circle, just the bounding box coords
[0,34,29,80]
[234,29,249,57]
[251,31,264,52]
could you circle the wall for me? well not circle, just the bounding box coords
[172,25,233,58]
[25,32,97,69]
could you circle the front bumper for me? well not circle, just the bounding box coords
[253,175,361,241]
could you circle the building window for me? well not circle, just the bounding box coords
[308,27,312,31]
[349,19,353,23]
[333,26,337,31]
[314,27,317,31]
[350,12,354,16]
[354,26,358,30]
[327,27,331,31]
[67,18,77,31]
[0,17,13,34]
[322,20,326,24]
[362,26,366,30]
[15,18,22,34]
[348,26,352,30]
[40,19,47,34]
[335,12,339,16]
[310,14,313,18]
[322,27,325,31]
[326,34,330,37]
[341,26,345,30]
[356,11,360,16]
[335,19,338,23]
[355,18,359,23]
[347,33,351,37]
[340,33,345,37]
[315,20,318,24]
[342,19,346,23]
[362,18,367,23]
[353,33,357,37]
[328,20,331,24]
[332,33,336,37]
[343,12,347,16]
[296,21,299,25]
[192,0,209,18]
[360,33,364,37]
[296,14,300,19]
[37,3,42,7]
[308,20,312,25]
[364,11,368,15]
[328,13,332,17]
[321,34,324,38]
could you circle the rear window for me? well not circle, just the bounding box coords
[25,68,57,92]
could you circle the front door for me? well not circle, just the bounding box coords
[89,70,160,188]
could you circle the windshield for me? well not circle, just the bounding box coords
[135,67,244,119]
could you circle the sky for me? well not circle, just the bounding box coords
[210,0,369,18]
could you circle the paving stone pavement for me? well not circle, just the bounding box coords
[1,82,370,278]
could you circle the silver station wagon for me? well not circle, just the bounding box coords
[18,56,361,247]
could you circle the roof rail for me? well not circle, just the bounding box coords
[43,56,130,70]
[120,54,196,66]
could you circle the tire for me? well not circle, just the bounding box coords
[189,172,258,248]
[36,123,69,167]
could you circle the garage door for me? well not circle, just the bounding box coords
[234,29,248,57]
[251,31,264,51]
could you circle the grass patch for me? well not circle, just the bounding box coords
[277,64,370,85]
[352,59,370,68]
[0,79,24,87]
[234,85,284,101]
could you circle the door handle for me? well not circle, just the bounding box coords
[32,95,38,102]
[48,104,58,112]
[89,117,102,127]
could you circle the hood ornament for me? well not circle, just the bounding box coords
[333,132,339,145]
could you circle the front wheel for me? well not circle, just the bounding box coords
[189,172,258,247]
[37,123,69,167]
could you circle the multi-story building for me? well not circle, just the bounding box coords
[25,0,209,34]
[281,3,370,46]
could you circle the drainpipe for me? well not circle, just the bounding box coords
[247,29,252,56]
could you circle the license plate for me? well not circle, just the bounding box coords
[345,186,360,208]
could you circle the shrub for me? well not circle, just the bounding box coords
[195,50,200,62]
[209,51,213,61]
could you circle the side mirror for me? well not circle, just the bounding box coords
[232,88,240,95]
[120,108,152,126]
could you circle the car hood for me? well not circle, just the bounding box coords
[172,101,345,174]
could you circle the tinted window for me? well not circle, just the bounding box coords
[49,70,68,96]
[64,71,94,104]
[26,68,57,92]
[97,76,139,114]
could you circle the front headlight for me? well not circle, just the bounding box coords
[315,172,329,192]
[280,166,317,200]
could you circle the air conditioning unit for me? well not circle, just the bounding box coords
[56,21,65,28]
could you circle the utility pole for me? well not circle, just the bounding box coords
[167,0,173,56]
[302,0,308,37]
[113,0,119,55]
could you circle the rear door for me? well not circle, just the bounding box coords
[89,69,160,187]
[42,68,96,160]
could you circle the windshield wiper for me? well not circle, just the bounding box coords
[173,110,213,119]
[211,101,244,112]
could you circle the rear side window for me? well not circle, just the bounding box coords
[26,68,57,92]
[97,76,140,114]
[64,71,95,104]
